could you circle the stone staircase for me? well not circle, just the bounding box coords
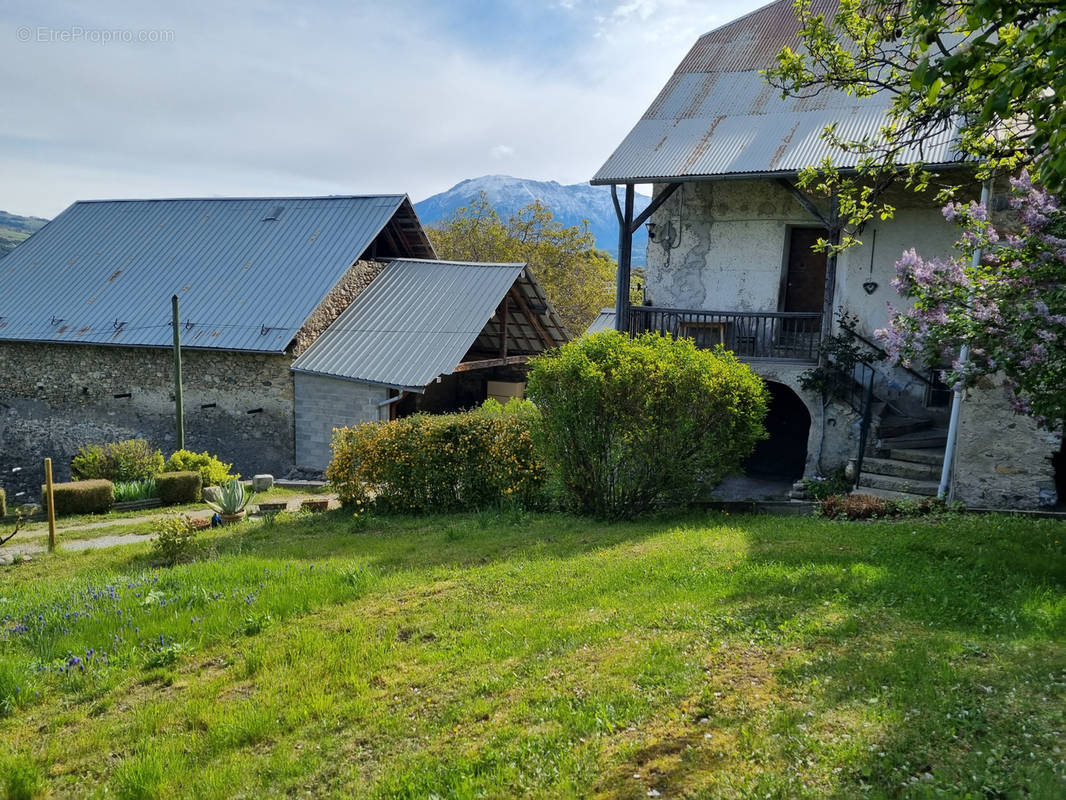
[853,412,947,502]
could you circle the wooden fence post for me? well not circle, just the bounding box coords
[44,457,56,552]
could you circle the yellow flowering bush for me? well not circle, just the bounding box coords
[327,399,545,513]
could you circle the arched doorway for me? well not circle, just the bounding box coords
[743,381,810,480]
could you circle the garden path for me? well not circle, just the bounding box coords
[0,492,339,564]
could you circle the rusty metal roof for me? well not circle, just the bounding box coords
[592,0,962,184]
[0,195,435,352]
[291,259,568,392]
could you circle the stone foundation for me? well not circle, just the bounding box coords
[953,375,1061,509]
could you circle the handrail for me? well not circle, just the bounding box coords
[852,361,877,488]
[846,326,933,388]
[627,306,822,362]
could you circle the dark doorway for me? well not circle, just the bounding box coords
[743,382,810,479]
[783,228,828,313]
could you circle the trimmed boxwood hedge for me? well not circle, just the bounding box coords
[328,399,544,513]
[43,479,114,516]
[155,471,203,505]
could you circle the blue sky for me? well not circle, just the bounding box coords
[1,0,767,217]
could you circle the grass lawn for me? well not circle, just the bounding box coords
[0,509,1063,798]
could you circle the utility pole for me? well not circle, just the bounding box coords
[172,294,184,451]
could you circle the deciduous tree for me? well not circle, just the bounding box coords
[427,193,615,334]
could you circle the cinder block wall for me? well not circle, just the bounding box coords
[0,341,294,499]
[293,372,389,472]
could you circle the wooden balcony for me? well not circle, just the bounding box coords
[626,306,822,362]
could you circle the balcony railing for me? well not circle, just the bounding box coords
[626,306,822,362]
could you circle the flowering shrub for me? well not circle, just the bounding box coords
[327,399,545,513]
[878,172,1066,426]
[164,450,238,488]
[527,330,768,519]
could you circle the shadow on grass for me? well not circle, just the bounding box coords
[695,514,1066,797]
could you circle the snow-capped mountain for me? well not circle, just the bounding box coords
[415,175,650,265]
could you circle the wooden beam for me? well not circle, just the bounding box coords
[499,297,509,358]
[452,355,530,373]
[630,182,681,234]
[776,178,830,229]
[508,286,555,349]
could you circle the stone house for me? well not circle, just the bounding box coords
[0,195,567,498]
[590,0,1062,508]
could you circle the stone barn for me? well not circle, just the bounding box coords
[0,195,568,499]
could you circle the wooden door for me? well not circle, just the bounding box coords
[783,228,827,313]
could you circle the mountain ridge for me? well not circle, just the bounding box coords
[415,175,649,265]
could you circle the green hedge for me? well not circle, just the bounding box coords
[43,479,114,516]
[71,439,165,482]
[527,330,768,518]
[155,471,202,505]
[327,399,544,513]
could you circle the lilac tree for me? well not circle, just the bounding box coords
[877,173,1066,428]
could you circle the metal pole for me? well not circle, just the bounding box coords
[938,180,992,499]
[44,457,56,552]
[614,184,635,332]
[172,294,185,451]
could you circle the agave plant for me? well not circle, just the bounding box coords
[204,478,253,516]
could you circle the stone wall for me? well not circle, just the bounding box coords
[293,372,389,472]
[290,260,385,357]
[0,341,294,501]
[953,374,1061,509]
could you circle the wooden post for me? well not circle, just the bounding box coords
[44,457,56,552]
[172,294,185,450]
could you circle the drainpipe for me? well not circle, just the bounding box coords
[938,179,991,499]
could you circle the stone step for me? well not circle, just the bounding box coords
[877,416,933,438]
[850,486,939,503]
[860,457,940,481]
[888,448,945,467]
[856,472,940,497]
[879,428,948,450]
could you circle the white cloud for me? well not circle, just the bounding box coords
[0,0,767,217]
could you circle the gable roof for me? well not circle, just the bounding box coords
[291,259,569,391]
[592,0,963,184]
[0,195,434,352]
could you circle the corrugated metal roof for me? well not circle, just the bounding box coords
[592,0,963,184]
[291,259,567,391]
[0,195,430,352]
[586,309,616,334]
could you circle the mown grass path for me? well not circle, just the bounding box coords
[1,510,1064,798]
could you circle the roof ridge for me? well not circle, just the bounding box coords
[693,0,792,42]
[71,194,406,205]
